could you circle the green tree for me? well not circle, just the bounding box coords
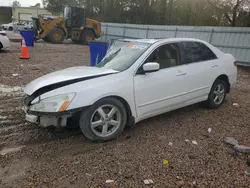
[207,0,250,26]
[12,0,21,7]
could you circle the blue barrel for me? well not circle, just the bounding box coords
[89,41,108,66]
[20,30,34,47]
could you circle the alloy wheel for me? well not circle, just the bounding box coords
[213,84,225,105]
[90,105,121,138]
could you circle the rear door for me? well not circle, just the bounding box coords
[178,41,219,101]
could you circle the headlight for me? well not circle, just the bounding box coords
[30,93,75,112]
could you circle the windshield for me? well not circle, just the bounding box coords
[96,41,150,72]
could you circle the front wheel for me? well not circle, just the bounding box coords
[205,80,227,109]
[48,27,65,44]
[79,98,127,142]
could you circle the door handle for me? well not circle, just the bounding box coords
[212,64,219,68]
[176,72,187,76]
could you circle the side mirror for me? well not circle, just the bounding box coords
[143,62,160,73]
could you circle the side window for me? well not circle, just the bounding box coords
[180,42,217,64]
[146,43,180,69]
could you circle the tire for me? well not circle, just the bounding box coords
[79,97,127,142]
[205,79,227,109]
[8,27,13,31]
[48,27,65,44]
[82,29,95,45]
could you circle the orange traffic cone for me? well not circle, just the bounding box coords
[20,37,29,59]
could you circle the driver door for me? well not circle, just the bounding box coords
[134,43,190,119]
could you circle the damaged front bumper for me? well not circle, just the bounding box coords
[23,106,81,128]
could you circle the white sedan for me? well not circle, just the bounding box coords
[1,22,31,31]
[23,38,237,142]
[0,31,11,50]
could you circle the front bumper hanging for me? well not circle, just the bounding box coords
[23,106,73,128]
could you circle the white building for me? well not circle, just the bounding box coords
[12,7,52,22]
[0,6,53,24]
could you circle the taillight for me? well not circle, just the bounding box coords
[234,61,237,67]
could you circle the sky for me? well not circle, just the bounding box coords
[0,0,42,7]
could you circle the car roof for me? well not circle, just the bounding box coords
[118,38,207,44]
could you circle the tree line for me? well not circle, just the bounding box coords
[42,0,250,27]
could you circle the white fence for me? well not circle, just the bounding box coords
[101,23,250,65]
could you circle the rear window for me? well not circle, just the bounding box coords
[180,42,217,64]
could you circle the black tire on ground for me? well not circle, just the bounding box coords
[205,79,227,109]
[48,27,65,44]
[79,97,127,142]
[82,29,95,45]
[8,27,13,31]
[0,42,2,50]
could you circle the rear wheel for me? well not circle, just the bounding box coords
[8,27,13,31]
[205,80,227,109]
[82,29,95,45]
[79,98,127,142]
[48,27,65,44]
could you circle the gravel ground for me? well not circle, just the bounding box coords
[0,42,250,188]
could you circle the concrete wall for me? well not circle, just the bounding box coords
[12,7,52,22]
[0,7,12,24]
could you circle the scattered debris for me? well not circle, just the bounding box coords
[169,142,173,146]
[86,173,92,177]
[143,179,154,185]
[224,137,239,146]
[185,139,190,142]
[106,180,114,183]
[105,179,116,187]
[224,137,250,153]
[192,141,198,145]
[233,103,240,107]
[245,171,250,176]
[0,146,26,156]
[247,159,250,167]
[234,145,250,153]
[208,128,212,134]
[12,73,19,77]
[192,181,196,185]
[163,159,169,165]
[175,180,185,187]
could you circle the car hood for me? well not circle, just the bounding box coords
[24,66,118,95]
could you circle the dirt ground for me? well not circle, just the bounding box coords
[0,42,250,188]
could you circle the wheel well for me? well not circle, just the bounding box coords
[216,74,230,93]
[107,96,134,127]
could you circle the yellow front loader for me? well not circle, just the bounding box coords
[32,7,104,44]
